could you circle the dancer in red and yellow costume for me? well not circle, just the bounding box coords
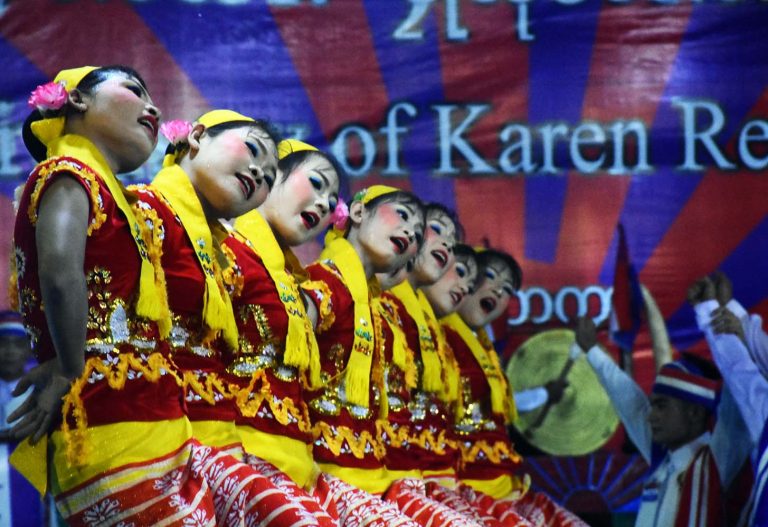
[380,204,464,487]
[134,110,338,526]
[443,248,587,527]
[302,185,428,526]
[223,138,342,522]
[382,244,499,527]
[9,66,237,526]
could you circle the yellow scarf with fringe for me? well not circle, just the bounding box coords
[234,209,322,388]
[441,313,517,424]
[319,236,375,408]
[45,134,171,334]
[390,281,443,393]
[416,290,460,403]
[151,164,238,350]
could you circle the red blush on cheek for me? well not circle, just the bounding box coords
[372,204,402,228]
[287,170,314,205]
[217,133,249,161]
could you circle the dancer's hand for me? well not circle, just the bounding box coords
[7,359,72,444]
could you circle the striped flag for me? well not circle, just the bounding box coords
[610,224,644,353]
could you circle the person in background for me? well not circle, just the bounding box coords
[0,310,44,527]
[575,314,751,527]
[689,272,767,525]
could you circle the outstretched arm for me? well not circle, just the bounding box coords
[8,178,89,442]
[690,275,758,486]
[696,274,768,440]
[575,317,653,463]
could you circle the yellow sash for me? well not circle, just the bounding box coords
[441,313,517,423]
[319,236,375,408]
[234,209,322,388]
[151,164,238,350]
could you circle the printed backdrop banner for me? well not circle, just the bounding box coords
[1,0,767,358]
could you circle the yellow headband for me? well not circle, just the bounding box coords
[162,109,256,168]
[278,139,318,160]
[197,109,254,128]
[30,66,98,147]
[353,184,400,205]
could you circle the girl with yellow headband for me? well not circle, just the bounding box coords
[380,203,465,487]
[301,185,430,525]
[438,248,586,526]
[9,66,221,525]
[221,139,341,518]
[134,111,339,526]
[383,244,491,526]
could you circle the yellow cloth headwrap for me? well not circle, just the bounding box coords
[354,184,400,205]
[197,109,254,129]
[162,109,255,168]
[234,209,322,388]
[278,139,318,159]
[30,66,98,147]
[441,313,518,424]
[31,66,98,148]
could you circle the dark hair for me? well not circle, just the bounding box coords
[278,149,347,192]
[22,65,149,162]
[77,65,148,96]
[364,190,424,217]
[205,118,281,149]
[424,202,465,243]
[477,248,523,291]
[453,243,481,292]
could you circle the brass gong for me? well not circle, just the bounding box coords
[506,329,618,456]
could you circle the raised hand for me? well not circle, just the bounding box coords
[711,271,733,306]
[711,306,745,342]
[687,276,716,305]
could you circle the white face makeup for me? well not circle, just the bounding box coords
[260,153,340,246]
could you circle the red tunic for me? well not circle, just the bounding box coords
[221,233,312,444]
[303,262,384,471]
[443,325,520,482]
[379,292,458,474]
[132,186,236,424]
[13,157,183,427]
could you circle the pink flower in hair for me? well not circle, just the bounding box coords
[330,199,349,231]
[160,120,193,145]
[28,81,68,112]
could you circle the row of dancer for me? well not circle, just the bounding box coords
[7,65,584,526]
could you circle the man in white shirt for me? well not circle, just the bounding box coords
[689,273,768,526]
[572,316,751,527]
